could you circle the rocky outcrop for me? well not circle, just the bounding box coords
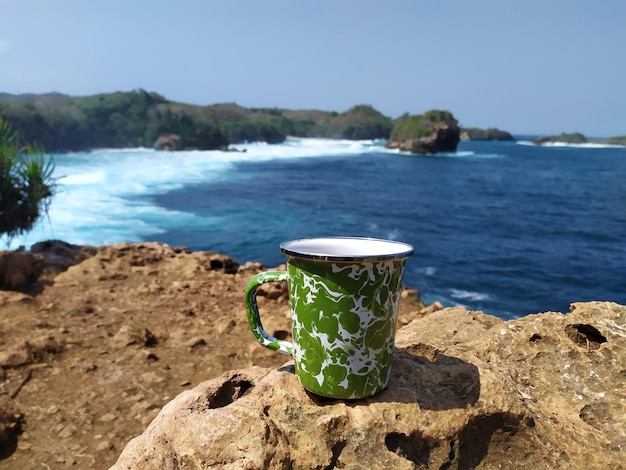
[387,110,460,154]
[0,240,96,289]
[113,302,626,469]
[153,134,184,151]
[387,123,460,154]
[30,239,97,278]
[0,251,44,289]
[153,128,229,151]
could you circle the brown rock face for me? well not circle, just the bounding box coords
[0,240,95,291]
[30,239,97,278]
[113,302,626,469]
[0,251,44,289]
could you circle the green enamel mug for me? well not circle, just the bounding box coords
[245,237,414,399]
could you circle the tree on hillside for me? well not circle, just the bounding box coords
[0,116,56,241]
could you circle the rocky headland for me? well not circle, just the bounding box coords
[386,110,461,154]
[0,242,624,469]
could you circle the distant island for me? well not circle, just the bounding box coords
[460,127,514,141]
[533,132,626,146]
[0,89,517,155]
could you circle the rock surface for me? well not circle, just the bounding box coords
[153,133,184,151]
[113,302,626,469]
[0,251,44,290]
[0,242,431,469]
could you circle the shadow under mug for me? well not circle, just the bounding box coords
[245,237,414,399]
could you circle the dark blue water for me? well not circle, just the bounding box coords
[151,141,626,319]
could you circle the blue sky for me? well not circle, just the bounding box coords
[0,0,624,136]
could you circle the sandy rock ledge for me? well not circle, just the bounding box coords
[112,302,625,469]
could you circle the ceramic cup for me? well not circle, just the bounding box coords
[245,237,414,399]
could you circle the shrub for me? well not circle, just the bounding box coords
[0,116,56,240]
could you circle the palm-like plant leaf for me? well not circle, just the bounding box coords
[0,116,56,241]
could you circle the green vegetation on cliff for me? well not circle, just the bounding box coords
[461,127,514,141]
[311,105,392,140]
[1,90,159,150]
[3,91,623,152]
[389,110,458,142]
[224,104,392,141]
[533,132,588,145]
[606,136,626,146]
[0,92,394,152]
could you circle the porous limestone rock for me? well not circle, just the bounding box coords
[112,301,625,469]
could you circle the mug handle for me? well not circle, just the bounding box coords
[245,271,293,355]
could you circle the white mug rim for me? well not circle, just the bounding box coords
[280,236,414,262]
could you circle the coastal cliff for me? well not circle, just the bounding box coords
[0,242,623,469]
[0,92,393,152]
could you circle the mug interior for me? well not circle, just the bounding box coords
[280,237,414,261]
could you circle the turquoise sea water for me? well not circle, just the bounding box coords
[12,138,626,320]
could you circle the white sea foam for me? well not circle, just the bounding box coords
[419,266,437,277]
[516,140,625,149]
[449,288,491,302]
[394,148,505,159]
[232,137,391,158]
[419,150,504,159]
[386,228,400,240]
[542,142,625,149]
[7,138,392,249]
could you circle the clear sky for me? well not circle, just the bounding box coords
[0,0,624,137]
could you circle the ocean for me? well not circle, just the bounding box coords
[10,137,626,320]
